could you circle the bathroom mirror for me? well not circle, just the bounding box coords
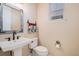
[0,3,23,34]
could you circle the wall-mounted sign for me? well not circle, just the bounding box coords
[49,3,64,20]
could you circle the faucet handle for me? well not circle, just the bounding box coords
[17,36,21,39]
[5,37,10,41]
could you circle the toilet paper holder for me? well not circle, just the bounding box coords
[55,40,61,48]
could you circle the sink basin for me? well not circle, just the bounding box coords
[0,37,32,52]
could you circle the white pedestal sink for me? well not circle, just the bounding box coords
[0,37,32,56]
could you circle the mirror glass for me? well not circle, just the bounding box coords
[0,4,23,33]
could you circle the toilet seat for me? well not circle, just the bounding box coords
[33,46,48,56]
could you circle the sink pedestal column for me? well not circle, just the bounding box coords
[13,48,22,56]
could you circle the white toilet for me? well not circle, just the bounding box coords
[29,38,48,56]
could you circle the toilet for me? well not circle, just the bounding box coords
[29,38,48,56]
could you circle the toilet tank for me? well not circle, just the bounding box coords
[29,38,38,49]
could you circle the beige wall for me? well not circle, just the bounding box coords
[0,3,37,56]
[37,3,79,56]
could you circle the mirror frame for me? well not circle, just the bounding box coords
[0,3,23,34]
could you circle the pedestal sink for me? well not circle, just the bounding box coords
[0,37,32,56]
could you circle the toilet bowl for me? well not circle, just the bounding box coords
[29,38,48,56]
